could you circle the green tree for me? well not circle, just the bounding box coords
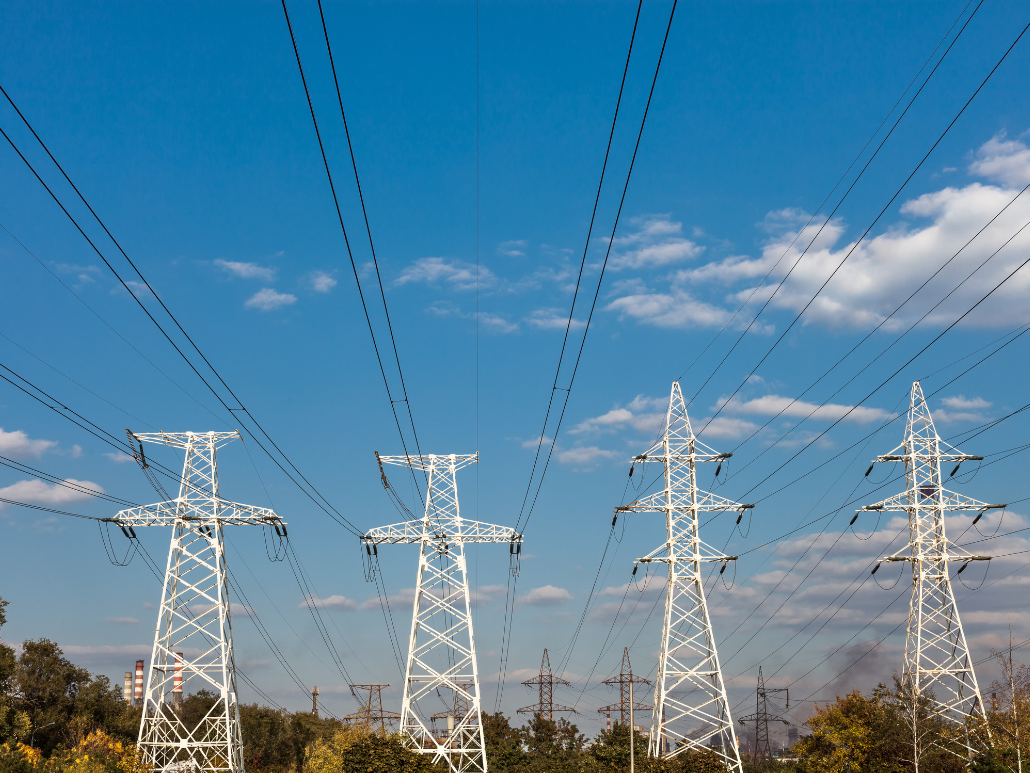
[591,722,648,772]
[303,726,438,773]
[482,711,526,772]
[14,640,91,755]
[520,713,590,772]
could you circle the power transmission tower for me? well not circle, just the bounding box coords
[598,648,652,729]
[737,667,789,761]
[517,649,576,720]
[433,683,473,741]
[113,431,284,773]
[347,685,401,733]
[863,381,1002,756]
[363,453,522,773]
[616,381,750,768]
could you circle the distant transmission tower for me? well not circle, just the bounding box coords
[113,431,284,773]
[433,683,473,741]
[863,381,1001,754]
[598,648,651,729]
[346,685,401,733]
[617,381,750,768]
[517,649,576,720]
[738,667,789,761]
[363,453,521,773]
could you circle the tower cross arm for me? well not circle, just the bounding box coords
[863,489,1005,514]
[377,453,478,472]
[616,488,753,514]
[636,538,736,566]
[113,499,284,527]
[362,519,522,545]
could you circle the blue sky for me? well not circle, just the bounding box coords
[2,0,1030,737]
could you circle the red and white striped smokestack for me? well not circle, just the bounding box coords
[173,652,183,705]
[134,660,145,706]
[123,672,132,702]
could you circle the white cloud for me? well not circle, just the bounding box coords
[245,288,297,311]
[940,395,991,410]
[478,313,518,334]
[104,617,140,624]
[604,133,1030,332]
[190,603,253,618]
[498,240,527,257]
[0,428,57,459]
[556,446,620,466]
[395,258,495,291]
[300,595,357,611]
[0,478,104,509]
[361,588,417,610]
[520,435,552,449]
[571,395,666,436]
[969,132,1030,188]
[607,215,704,270]
[526,308,585,330]
[517,585,573,607]
[934,409,988,424]
[215,259,277,282]
[606,289,737,329]
[309,270,338,293]
[699,416,761,440]
[471,584,508,607]
[717,394,893,424]
[103,452,137,464]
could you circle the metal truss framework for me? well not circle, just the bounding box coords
[617,382,749,769]
[363,453,522,773]
[113,431,285,773]
[517,649,576,720]
[598,648,652,729]
[864,382,1002,755]
[346,685,401,733]
[737,667,789,761]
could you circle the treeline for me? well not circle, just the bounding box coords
[4,596,1030,773]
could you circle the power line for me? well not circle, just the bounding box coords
[691,8,1028,441]
[0,98,364,537]
[280,0,426,511]
[313,0,428,505]
[494,0,647,712]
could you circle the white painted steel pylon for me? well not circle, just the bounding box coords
[114,431,284,773]
[616,382,750,768]
[863,382,1002,754]
[363,453,522,773]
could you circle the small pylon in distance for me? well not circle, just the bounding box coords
[597,648,651,730]
[517,649,576,720]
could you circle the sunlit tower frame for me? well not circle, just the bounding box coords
[113,431,284,773]
[863,381,1003,756]
[362,453,522,773]
[616,381,750,769]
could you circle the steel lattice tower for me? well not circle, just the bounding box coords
[737,667,789,760]
[598,648,651,729]
[347,685,401,733]
[363,453,522,773]
[113,431,284,773]
[517,649,576,720]
[617,381,750,768]
[863,381,1002,754]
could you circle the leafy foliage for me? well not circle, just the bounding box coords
[303,726,439,773]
